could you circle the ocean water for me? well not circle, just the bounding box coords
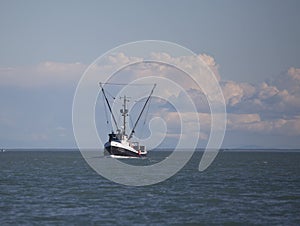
[0,150,299,225]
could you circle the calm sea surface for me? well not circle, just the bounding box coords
[0,150,299,225]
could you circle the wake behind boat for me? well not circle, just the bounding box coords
[100,83,156,158]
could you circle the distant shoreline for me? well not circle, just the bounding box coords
[2,148,300,152]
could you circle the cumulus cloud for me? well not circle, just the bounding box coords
[151,60,300,140]
[227,113,300,136]
[0,61,86,87]
[1,52,300,147]
[222,68,300,117]
[0,52,221,90]
[127,52,300,140]
[222,81,256,107]
[217,66,300,140]
[272,67,300,93]
[199,54,221,81]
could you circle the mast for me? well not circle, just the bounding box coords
[120,95,129,135]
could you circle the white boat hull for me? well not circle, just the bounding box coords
[104,141,147,157]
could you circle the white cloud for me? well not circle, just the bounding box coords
[228,113,260,124]
[257,82,279,100]
[137,59,300,140]
[222,81,256,106]
[1,52,300,147]
[0,52,221,90]
[151,109,300,141]
[227,114,300,136]
[0,61,86,87]
[272,67,300,93]
[199,54,221,81]
[142,52,221,88]
[221,67,300,117]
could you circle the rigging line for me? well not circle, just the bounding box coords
[128,84,156,140]
[101,82,154,86]
[101,92,110,125]
[101,86,113,132]
[140,96,152,139]
[129,114,134,132]
[143,96,152,125]
[105,89,116,100]
[100,83,119,131]
[133,90,153,101]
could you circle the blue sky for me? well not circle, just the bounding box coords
[0,0,300,148]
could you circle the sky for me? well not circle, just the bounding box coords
[0,0,300,148]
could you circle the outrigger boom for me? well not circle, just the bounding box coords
[100,82,156,157]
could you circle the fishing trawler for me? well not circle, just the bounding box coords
[100,83,156,158]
